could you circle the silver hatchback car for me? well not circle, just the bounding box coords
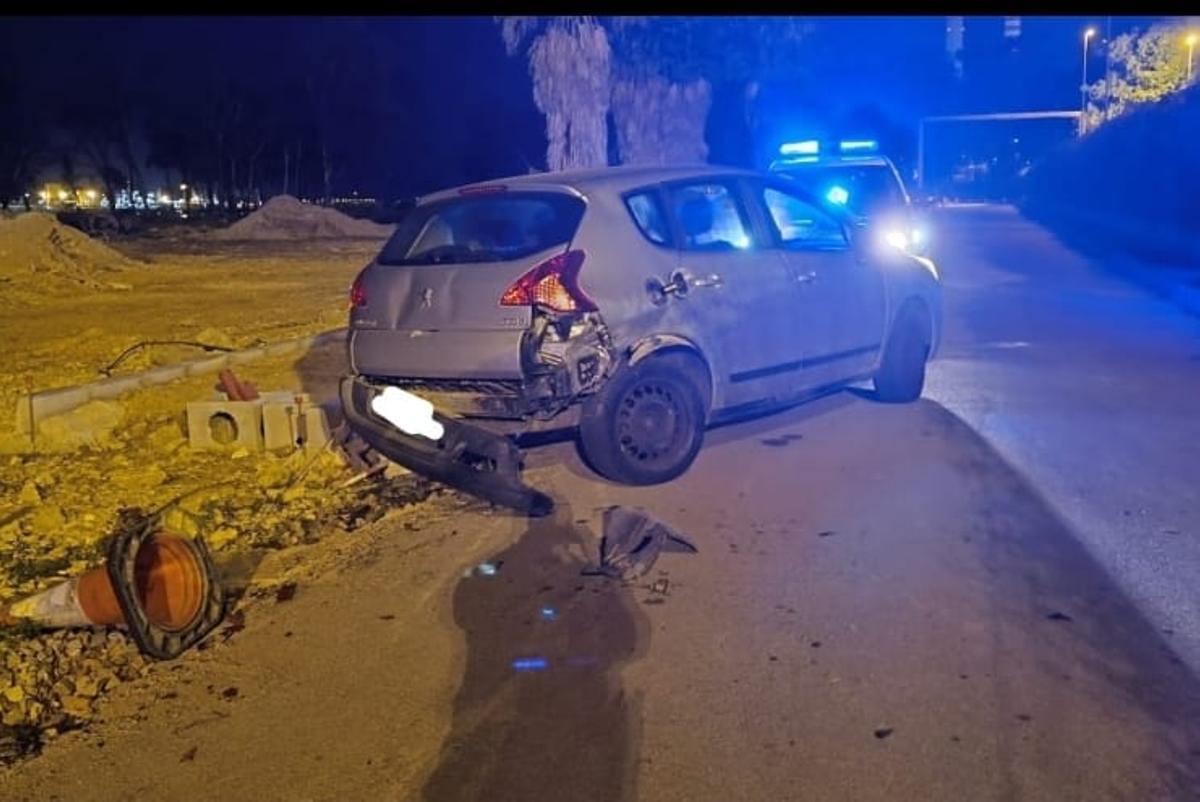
[341,165,941,509]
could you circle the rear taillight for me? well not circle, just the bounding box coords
[499,250,596,314]
[350,268,368,308]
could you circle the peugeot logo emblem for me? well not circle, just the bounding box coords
[420,287,434,309]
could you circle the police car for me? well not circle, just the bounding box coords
[769,139,929,257]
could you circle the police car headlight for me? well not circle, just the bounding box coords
[883,229,909,250]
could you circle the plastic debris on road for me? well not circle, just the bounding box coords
[582,506,697,582]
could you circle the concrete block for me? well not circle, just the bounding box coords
[262,402,299,452]
[299,406,331,454]
[186,401,263,451]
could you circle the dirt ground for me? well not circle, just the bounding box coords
[4,208,1200,800]
[0,221,396,750]
[0,233,378,445]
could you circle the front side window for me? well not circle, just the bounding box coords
[761,187,847,250]
[667,182,754,251]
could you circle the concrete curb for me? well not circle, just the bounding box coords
[14,329,347,435]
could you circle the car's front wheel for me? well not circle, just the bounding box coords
[578,353,707,485]
[873,305,931,403]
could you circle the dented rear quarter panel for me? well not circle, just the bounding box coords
[567,186,735,413]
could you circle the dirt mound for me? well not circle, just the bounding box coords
[0,213,132,299]
[212,195,393,241]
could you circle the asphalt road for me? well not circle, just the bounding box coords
[926,206,1200,674]
[6,207,1200,801]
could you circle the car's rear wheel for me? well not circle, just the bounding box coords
[578,353,707,485]
[873,305,931,403]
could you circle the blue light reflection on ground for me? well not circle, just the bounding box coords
[512,657,548,672]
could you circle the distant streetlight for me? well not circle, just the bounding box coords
[1187,33,1197,83]
[1080,28,1096,135]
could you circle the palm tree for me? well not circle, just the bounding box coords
[499,16,612,171]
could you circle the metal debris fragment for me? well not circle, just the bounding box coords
[582,506,697,581]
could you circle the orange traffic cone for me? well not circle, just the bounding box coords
[3,534,212,638]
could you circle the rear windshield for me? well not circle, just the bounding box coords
[377,191,585,265]
[778,165,904,217]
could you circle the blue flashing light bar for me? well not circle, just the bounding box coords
[779,139,820,156]
[839,139,878,153]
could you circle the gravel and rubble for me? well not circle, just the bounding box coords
[0,211,432,764]
[0,213,134,305]
[0,409,435,761]
[0,629,151,763]
[0,224,374,452]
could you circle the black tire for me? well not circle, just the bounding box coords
[578,354,707,485]
[873,307,931,403]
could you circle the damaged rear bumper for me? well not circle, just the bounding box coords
[339,376,554,516]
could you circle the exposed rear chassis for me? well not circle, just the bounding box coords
[340,376,555,516]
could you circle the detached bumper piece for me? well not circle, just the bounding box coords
[340,377,554,517]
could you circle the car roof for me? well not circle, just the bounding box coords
[419,164,762,205]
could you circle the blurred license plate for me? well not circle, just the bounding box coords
[370,386,445,441]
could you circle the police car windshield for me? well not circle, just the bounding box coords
[779,165,903,217]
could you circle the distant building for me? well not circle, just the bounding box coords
[1004,16,1022,44]
[946,16,965,79]
[946,15,1025,80]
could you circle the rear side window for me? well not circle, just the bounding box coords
[667,182,753,251]
[624,190,671,246]
[378,192,585,265]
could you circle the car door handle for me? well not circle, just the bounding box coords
[646,273,688,305]
[685,272,724,289]
[795,271,817,285]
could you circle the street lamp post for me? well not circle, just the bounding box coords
[1081,27,1096,135]
[1187,34,1197,83]
[1104,17,1113,121]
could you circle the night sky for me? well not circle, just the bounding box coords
[0,15,1169,202]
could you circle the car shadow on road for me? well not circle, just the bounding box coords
[522,387,861,482]
[421,499,649,802]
